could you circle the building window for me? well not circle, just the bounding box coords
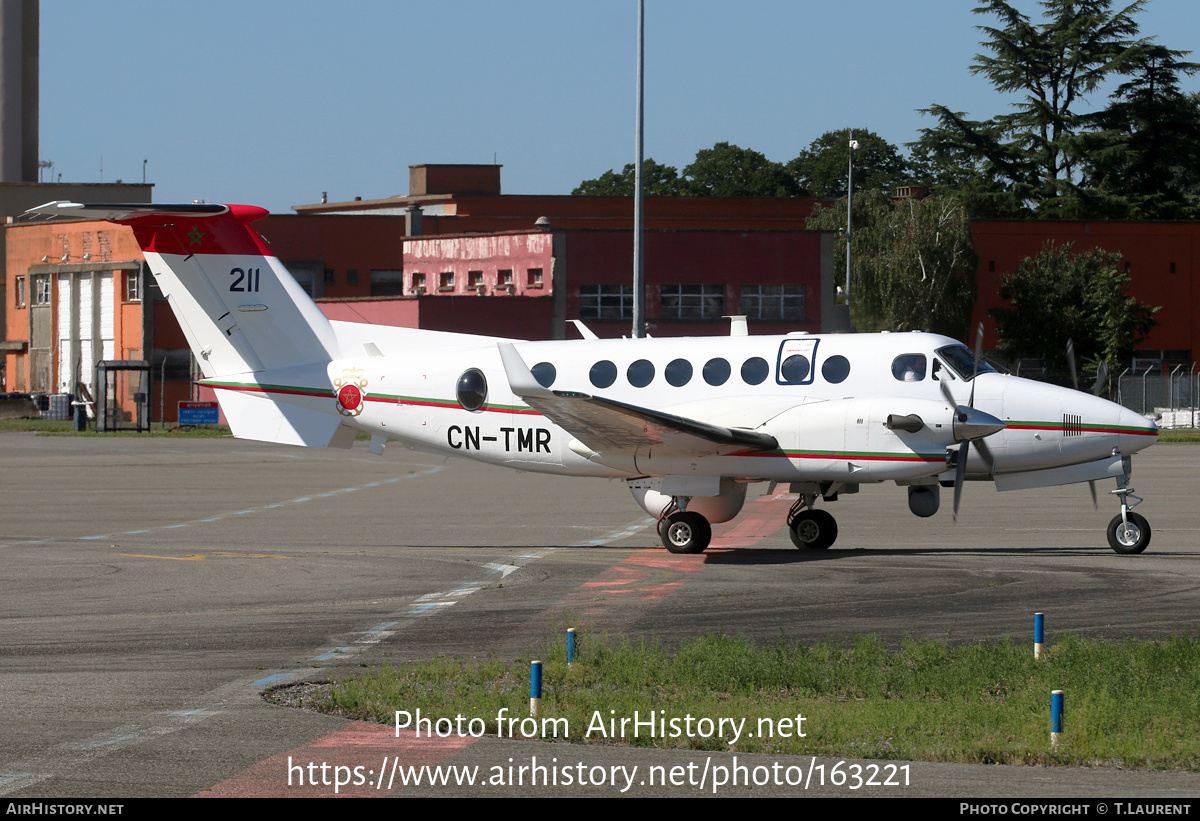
[439,271,455,291]
[498,269,514,287]
[740,284,806,321]
[579,284,634,319]
[347,268,359,285]
[660,284,724,321]
[468,270,484,290]
[411,272,427,293]
[14,275,25,308]
[370,270,405,297]
[323,268,336,286]
[125,271,140,302]
[526,268,543,288]
[33,274,51,305]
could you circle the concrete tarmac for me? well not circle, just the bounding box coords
[1,432,1198,798]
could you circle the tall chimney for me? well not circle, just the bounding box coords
[0,0,37,182]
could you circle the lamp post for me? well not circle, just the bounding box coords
[844,132,859,326]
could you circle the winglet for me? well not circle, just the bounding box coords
[498,342,554,398]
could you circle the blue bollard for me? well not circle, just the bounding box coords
[530,660,542,719]
[1051,689,1064,747]
[1034,612,1045,660]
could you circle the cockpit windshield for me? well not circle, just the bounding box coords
[935,344,1004,381]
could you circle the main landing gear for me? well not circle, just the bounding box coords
[787,495,839,550]
[1107,455,1150,555]
[656,497,712,554]
[656,488,842,554]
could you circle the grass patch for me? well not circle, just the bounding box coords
[1159,429,1200,443]
[327,631,1200,769]
[0,418,232,437]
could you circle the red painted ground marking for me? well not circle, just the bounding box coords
[197,722,476,798]
[539,494,794,625]
[709,493,795,549]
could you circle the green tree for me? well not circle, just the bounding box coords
[1086,46,1200,218]
[573,158,682,196]
[912,0,1157,217]
[807,192,977,339]
[787,129,912,197]
[681,142,802,197]
[988,242,1158,369]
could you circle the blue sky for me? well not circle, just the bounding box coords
[39,0,1200,213]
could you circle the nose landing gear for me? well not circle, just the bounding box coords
[1107,455,1151,554]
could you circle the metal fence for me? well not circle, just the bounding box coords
[1116,364,1199,426]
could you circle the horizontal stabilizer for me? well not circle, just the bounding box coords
[215,388,344,448]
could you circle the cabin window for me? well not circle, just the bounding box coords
[703,358,731,386]
[822,355,850,384]
[892,354,927,382]
[456,368,488,411]
[665,358,693,387]
[590,360,618,389]
[779,354,810,384]
[532,362,556,388]
[627,359,655,388]
[741,357,769,385]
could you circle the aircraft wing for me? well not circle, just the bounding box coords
[498,343,777,458]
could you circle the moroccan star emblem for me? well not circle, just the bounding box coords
[186,225,205,246]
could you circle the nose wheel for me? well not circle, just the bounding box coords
[1107,455,1150,554]
[1107,511,1151,554]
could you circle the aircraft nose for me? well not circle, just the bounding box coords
[1117,405,1158,453]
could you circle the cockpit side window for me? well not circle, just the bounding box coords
[935,345,998,381]
[892,353,927,382]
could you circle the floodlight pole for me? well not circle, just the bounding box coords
[632,0,645,339]
[845,131,858,320]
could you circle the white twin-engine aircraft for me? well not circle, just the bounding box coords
[29,202,1159,555]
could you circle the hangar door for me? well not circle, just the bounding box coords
[55,271,115,395]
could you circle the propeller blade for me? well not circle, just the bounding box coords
[940,378,956,409]
[975,436,996,475]
[1066,339,1079,390]
[969,322,984,408]
[952,440,969,522]
[1088,479,1098,510]
[1092,361,1109,397]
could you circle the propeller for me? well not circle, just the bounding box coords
[940,323,1005,522]
[1066,339,1108,509]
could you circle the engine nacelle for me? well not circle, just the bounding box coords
[908,484,940,517]
[627,476,747,523]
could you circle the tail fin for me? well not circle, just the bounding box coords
[24,202,346,447]
[25,202,340,377]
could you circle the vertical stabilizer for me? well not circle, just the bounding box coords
[25,202,340,378]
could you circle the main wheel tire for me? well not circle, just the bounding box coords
[1107,512,1151,554]
[661,511,712,554]
[789,509,838,550]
